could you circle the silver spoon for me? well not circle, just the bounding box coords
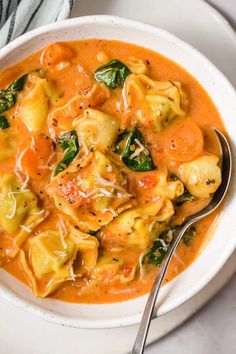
[132,129,232,354]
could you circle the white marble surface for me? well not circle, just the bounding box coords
[147,1,236,353]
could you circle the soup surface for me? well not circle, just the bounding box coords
[0,40,224,303]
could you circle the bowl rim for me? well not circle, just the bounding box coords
[0,14,235,329]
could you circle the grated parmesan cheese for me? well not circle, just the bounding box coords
[31,209,45,215]
[139,252,145,279]
[96,174,131,196]
[97,188,112,197]
[16,147,29,172]
[30,136,36,150]
[78,188,99,199]
[21,174,30,191]
[69,265,76,281]
[57,217,68,249]
[134,139,149,155]
[53,250,68,257]
[20,225,32,233]
[158,238,168,250]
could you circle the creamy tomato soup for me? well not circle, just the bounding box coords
[0,40,224,303]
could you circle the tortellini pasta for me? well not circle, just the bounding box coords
[48,151,132,232]
[91,256,136,284]
[48,83,110,134]
[179,154,222,198]
[122,74,188,130]
[0,174,48,254]
[126,58,148,74]
[74,109,120,151]
[19,227,99,297]
[100,199,172,250]
[17,72,60,131]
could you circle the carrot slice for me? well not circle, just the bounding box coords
[41,42,74,66]
[164,120,204,162]
[19,134,54,179]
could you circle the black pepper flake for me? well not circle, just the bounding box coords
[206,179,215,185]
[52,118,58,127]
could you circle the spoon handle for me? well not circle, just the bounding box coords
[132,221,193,354]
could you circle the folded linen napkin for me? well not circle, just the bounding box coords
[0,0,74,48]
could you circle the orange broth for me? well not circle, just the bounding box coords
[0,39,224,303]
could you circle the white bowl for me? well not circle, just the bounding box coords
[0,15,235,329]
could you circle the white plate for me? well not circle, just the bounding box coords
[0,0,235,352]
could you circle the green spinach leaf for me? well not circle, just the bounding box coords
[94,59,131,88]
[144,227,177,267]
[0,74,28,114]
[182,226,197,246]
[115,128,156,172]
[54,130,79,176]
[144,225,197,266]
[170,173,196,206]
[0,115,9,129]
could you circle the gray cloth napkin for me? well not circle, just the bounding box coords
[0,0,74,48]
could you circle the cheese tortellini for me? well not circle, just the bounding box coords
[122,74,188,130]
[19,227,99,297]
[100,199,173,250]
[74,109,120,151]
[179,155,222,198]
[91,256,136,284]
[17,72,60,131]
[126,58,148,75]
[48,151,132,232]
[0,174,48,254]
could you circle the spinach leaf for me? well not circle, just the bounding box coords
[8,74,28,92]
[88,230,98,236]
[144,227,177,267]
[170,173,196,206]
[0,74,28,114]
[115,128,156,172]
[54,130,79,176]
[94,59,131,88]
[0,115,9,129]
[182,226,196,246]
[144,225,197,266]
